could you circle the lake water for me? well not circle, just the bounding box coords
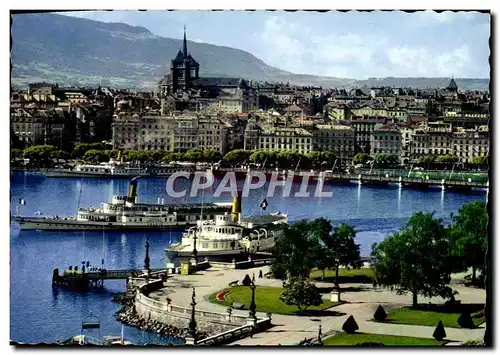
[9,172,486,344]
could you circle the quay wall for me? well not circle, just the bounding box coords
[133,280,251,336]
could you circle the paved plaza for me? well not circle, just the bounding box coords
[147,265,486,346]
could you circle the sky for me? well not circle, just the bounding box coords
[60,10,490,79]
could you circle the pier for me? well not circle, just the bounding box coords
[52,267,168,288]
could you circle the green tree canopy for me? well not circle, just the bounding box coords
[472,156,488,167]
[72,143,106,158]
[55,150,70,160]
[449,200,488,282]
[271,220,323,279]
[280,276,323,312]
[371,212,454,307]
[277,151,303,169]
[436,155,459,164]
[83,149,110,163]
[11,148,23,160]
[374,154,399,168]
[223,149,252,166]
[319,222,361,285]
[307,151,336,169]
[417,155,436,166]
[23,145,59,165]
[353,153,373,165]
[203,150,222,163]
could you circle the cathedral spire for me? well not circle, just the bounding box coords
[183,25,188,59]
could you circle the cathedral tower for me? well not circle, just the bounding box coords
[169,26,200,93]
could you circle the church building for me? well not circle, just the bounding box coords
[157,28,259,115]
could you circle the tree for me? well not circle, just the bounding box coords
[23,145,58,166]
[11,148,23,160]
[316,221,360,286]
[183,149,204,162]
[371,212,454,307]
[277,151,302,169]
[373,305,388,321]
[203,150,222,163]
[83,149,110,163]
[449,200,488,283]
[436,155,459,164]
[280,276,322,312]
[353,153,372,166]
[472,156,488,169]
[72,143,105,158]
[151,150,166,162]
[270,220,322,279]
[108,150,120,159]
[433,320,446,341]
[55,150,70,161]
[242,274,252,286]
[223,149,252,166]
[342,315,359,333]
[457,312,474,329]
[374,154,399,168]
[249,151,268,166]
[417,155,436,169]
[307,151,336,170]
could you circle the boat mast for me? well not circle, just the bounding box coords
[101,228,105,268]
[76,177,84,216]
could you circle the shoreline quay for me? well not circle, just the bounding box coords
[114,295,208,343]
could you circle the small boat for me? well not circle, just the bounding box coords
[59,314,133,346]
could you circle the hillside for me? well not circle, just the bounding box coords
[10,13,489,91]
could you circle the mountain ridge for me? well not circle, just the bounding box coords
[10,13,489,91]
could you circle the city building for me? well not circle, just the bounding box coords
[11,107,74,149]
[349,118,388,154]
[370,124,403,160]
[111,113,227,154]
[452,126,489,164]
[312,124,356,164]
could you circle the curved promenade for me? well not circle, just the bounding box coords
[146,265,486,346]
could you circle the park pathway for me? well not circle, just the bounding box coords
[148,265,485,346]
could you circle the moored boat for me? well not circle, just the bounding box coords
[43,159,199,178]
[165,192,287,263]
[12,177,232,231]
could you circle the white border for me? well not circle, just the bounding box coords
[3,1,497,355]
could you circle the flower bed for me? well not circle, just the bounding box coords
[217,290,231,301]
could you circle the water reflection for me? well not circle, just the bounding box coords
[397,185,402,212]
[441,188,445,212]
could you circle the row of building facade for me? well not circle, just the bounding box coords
[11,28,490,166]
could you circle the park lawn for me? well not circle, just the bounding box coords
[309,267,374,281]
[385,307,486,328]
[208,286,340,315]
[322,332,446,346]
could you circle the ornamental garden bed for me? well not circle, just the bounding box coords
[208,286,342,316]
[380,304,485,328]
[322,332,447,346]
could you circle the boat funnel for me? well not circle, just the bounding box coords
[232,190,242,223]
[128,177,139,203]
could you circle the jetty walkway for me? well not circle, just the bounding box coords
[52,268,168,287]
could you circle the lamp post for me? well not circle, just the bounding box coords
[192,229,198,264]
[144,237,151,280]
[188,287,197,343]
[248,277,257,322]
